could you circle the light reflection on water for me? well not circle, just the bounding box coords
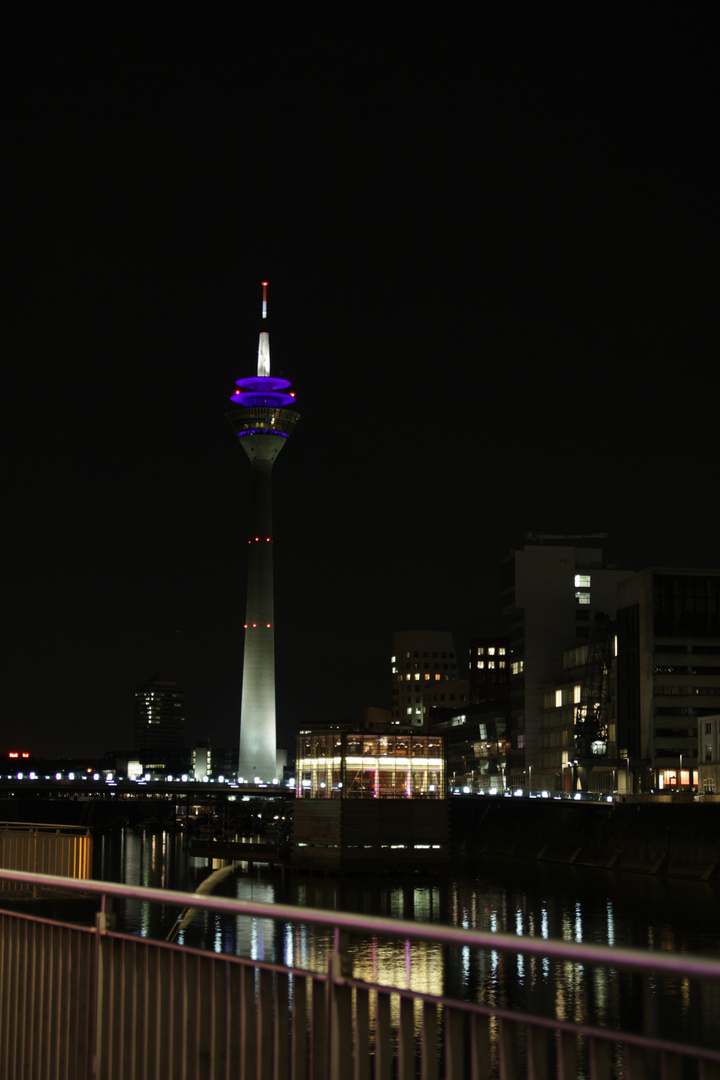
[98,827,720,1049]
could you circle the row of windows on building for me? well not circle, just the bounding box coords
[394,672,452,684]
[654,666,719,675]
[392,652,455,661]
[655,685,719,696]
[655,644,720,654]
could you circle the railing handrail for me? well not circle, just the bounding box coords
[0,821,91,834]
[2,866,719,983]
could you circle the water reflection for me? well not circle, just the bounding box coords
[97,828,720,1051]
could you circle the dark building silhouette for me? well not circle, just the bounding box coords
[134,677,186,750]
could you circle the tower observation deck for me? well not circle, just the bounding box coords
[227,283,300,782]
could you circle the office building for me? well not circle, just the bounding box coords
[617,568,720,792]
[501,534,634,788]
[133,677,185,750]
[391,631,468,729]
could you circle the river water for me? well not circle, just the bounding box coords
[94,826,720,1055]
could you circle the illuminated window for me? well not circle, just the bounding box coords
[555,690,563,707]
[574,685,582,704]
[488,661,495,669]
[575,574,591,588]
[477,661,484,669]
[499,647,506,655]
[575,591,591,605]
[512,660,524,675]
[488,647,495,656]
[477,647,484,656]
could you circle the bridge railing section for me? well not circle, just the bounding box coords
[0,868,718,1079]
[0,822,92,887]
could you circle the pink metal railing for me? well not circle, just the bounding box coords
[0,867,718,1079]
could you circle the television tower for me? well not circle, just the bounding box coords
[227,283,300,782]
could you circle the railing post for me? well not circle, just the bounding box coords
[327,927,352,1080]
[92,892,109,1080]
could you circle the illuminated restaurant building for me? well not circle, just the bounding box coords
[295,730,445,799]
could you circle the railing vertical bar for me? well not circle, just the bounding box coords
[167,948,182,1080]
[185,952,200,1080]
[330,977,352,1080]
[61,926,73,1080]
[120,940,132,1080]
[66,926,81,1080]
[290,974,308,1080]
[660,1050,683,1080]
[274,970,290,1080]
[195,956,213,1080]
[0,918,4,1078]
[556,1029,578,1080]
[51,924,64,1080]
[375,991,392,1080]
[468,1012,491,1080]
[397,996,414,1080]
[143,941,153,1080]
[223,958,239,1080]
[588,1035,611,1080]
[8,917,17,1078]
[209,955,225,1080]
[420,1002,439,1080]
[23,919,33,1077]
[444,1006,465,1080]
[193,955,208,1080]
[527,1023,548,1080]
[0,917,9,1079]
[257,968,274,1080]
[239,963,256,1079]
[353,986,370,1080]
[497,1018,517,1080]
[311,977,327,1080]
[178,950,189,1080]
[31,920,43,1078]
[623,1042,646,1079]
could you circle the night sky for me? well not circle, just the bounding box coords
[5,6,717,758]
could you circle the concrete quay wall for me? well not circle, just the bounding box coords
[450,797,720,880]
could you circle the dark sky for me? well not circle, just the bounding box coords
[4,5,717,758]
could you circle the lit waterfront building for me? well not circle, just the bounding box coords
[295,729,446,798]
[227,283,300,782]
[293,728,448,871]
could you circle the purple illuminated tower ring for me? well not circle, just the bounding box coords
[227,283,300,782]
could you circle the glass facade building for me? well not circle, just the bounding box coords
[295,731,445,799]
